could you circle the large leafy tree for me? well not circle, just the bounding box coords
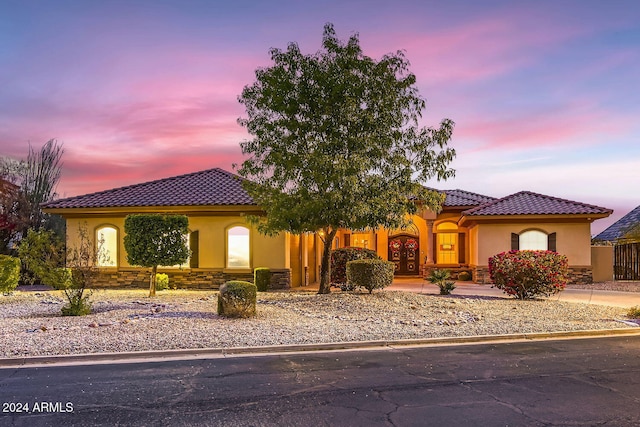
[236,24,456,294]
[123,214,190,297]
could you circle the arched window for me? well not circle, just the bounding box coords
[512,230,556,251]
[519,230,548,250]
[227,226,250,268]
[96,226,117,267]
[436,222,458,232]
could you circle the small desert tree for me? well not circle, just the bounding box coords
[123,214,190,297]
[236,24,455,293]
[18,224,102,315]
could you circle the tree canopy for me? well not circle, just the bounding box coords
[123,214,190,297]
[236,24,456,293]
[1,139,64,254]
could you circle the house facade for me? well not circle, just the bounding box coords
[43,168,612,288]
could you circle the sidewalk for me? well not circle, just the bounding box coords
[297,277,640,308]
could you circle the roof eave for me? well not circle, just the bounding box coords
[459,212,611,227]
[43,204,263,217]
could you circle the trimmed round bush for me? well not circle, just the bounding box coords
[217,280,257,318]
[0,255,21,293]
[254,267,271,292]
[331,247,381,288]
[457,271,472,281]
[346,259,395,294]
[488,250,569,300]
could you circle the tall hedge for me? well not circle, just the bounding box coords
[330,247,380,286]
[254,267,271,292]
[488,250,569,299]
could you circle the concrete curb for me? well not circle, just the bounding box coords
[3,328,640,368]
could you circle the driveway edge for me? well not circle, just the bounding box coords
[3,328,640,368]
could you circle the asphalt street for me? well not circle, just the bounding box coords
[1,335,640,426]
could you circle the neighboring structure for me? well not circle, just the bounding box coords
[594,205,640,243]
[43,168,612,288]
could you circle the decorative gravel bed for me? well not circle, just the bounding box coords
[0,289,635,359]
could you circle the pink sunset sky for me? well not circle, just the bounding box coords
[1,0,639,235]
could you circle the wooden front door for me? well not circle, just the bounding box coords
[388,234,420,275]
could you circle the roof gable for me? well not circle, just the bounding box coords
[462,191,612,217]
[595,205,640,241]
[42,168,255,209]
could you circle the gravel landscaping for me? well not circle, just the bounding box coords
[0,288,635,359]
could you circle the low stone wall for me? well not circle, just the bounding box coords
[471,265,593,285]
[92,268,291,290]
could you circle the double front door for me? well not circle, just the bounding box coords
[388,234,419,275]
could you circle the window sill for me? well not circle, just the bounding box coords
[223,268,253,274]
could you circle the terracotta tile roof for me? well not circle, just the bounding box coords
[462,191,612,216]
[442,189,497,207]
[42,168,255,209]
[595,205,640,241]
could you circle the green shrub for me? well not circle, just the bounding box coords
[346,259,395,294]
[627,306,640,319]
[457,271,472,281]
[331,247,381,289]
[217,281,257,318]
[155,273,169,291]
[488,250,569,300]
[254,267,271,292]
[0,255,21,293]
[428,269,456,295]
[61,289,92,316]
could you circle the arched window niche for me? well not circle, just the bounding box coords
[227,225,251,269]
[96,225,118,267]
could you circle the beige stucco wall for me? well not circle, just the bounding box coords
[469,222,592,266]
[591,245,614,282]
[65,215,289,271]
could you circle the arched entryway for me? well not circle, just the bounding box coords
[388,234,420,275]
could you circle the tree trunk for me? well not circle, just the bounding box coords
[149,265,157,297]
[318,228,337,294]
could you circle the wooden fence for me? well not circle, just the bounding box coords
[614,242,640,280]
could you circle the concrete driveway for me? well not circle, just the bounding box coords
[298,277,640,308]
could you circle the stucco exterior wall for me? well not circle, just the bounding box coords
[65,215,289,271]
[591,245,614,282]
[468,222,592,266]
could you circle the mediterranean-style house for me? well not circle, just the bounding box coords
[42,168,613,289]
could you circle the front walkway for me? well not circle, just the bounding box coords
[297,277,640,308]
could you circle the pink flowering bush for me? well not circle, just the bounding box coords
[488,250,569,300]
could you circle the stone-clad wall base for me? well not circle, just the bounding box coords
[471,265,593,285]
[93,268,292,290]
